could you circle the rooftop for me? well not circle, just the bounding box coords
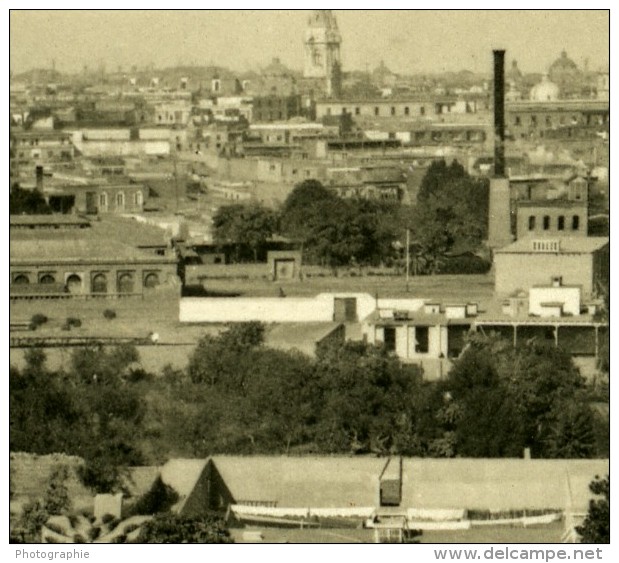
[495,237,609,254]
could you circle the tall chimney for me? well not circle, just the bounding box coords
[493,49,506,177]
[35,165,44,191]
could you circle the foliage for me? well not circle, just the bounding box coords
[30,314,48,330]
[137,513,233,543]
[10,347,145,494]
[44,465,72,515]
[103,309,117,320]
[127,478,179,517]
[213,203,277,262]
[407,160,489,273]
[576,475,610,543]
[439,334,597,458]
[280,180,401,268]
[10,184,52,215]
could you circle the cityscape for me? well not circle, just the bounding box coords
[9,10,609,545]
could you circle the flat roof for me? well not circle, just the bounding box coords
[10,214,91,227]
[495,237,609,254]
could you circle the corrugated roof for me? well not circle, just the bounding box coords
[495,237,609,254]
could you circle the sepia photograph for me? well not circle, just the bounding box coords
[8,5,610,549]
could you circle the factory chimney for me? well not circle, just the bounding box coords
[493,49,506,177]
[487,49,513,249]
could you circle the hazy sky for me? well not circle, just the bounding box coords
[10,10,609,76]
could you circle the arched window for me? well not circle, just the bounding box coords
[572,215,580,230]
[528,216,536,231]
[558,216,565,231]
[143,272,160,288]
[135,191,143,207]
[543,215,550,230]
[66,274,82,294]
[39,274,55,284]
[99,192,108,211]
[92,273,107,294]
[116,191,125,210]
[117,272,134,294]
[13,274,29,285]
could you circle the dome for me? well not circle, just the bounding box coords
[530,74,559,101]
[549,50,579,73]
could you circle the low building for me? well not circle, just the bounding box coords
[494,237,609,297]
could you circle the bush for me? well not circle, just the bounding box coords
[103,309,117,320]
[66,317,82,328]
[30,314,48,330]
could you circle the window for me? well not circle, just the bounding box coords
[546,116,552,126]
[355,107,360,115]
[531,115,537,127]
[99,192,108,210]
[116,191,125,210]
[326,108,332,116]
[135,191,143,207]
[404,107,410,116]
[514,116,521,126]
[557,215,565,231]
[117,272,134,294]
[420,106,425,116]
[391,106,396,116]
[415,327,429,353]
[39,274,55,284]
[374,107,380,116]
[384,327,396,352]
[13,274,29,285]
[66,274,82,294]
[543,215,550,230]
[528,215,536,231]
[572,215,580,231]
[92,273,107,294]
[144,272,160,288]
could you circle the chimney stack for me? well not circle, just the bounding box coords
[493,49,506,177]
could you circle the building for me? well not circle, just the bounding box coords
[515,200,588,240]
[493,237,609,297]
[506,99,609,140]
[303,10,342,97]
[10,130,74,176]
[10,215,178,300]
[251,94,303,122]
[315,96,479,120]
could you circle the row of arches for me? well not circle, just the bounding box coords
[11,271,160,293]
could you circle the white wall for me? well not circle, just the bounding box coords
[529,286,581,316]
[179,293,378,324]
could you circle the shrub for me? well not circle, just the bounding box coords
[66,317,82,328]
[30,314,48,330]
[103,309,117,320]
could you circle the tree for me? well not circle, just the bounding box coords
[440,334,597,458]
[408,159,489,273]
[137,513,233,543]
[10,184,53,215]
[213,203,277,262]
[576,475,609,543]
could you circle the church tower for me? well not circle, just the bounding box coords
[304,10,342,97]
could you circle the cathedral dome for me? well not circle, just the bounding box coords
[530,74,559,101]
[549,50,579,75]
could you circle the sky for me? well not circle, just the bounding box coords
[9,9,609,76]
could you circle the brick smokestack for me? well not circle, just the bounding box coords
[493,49,506,177]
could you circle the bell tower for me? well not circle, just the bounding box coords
[304,10,342,96]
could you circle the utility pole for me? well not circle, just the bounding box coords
[405,228,410,292]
